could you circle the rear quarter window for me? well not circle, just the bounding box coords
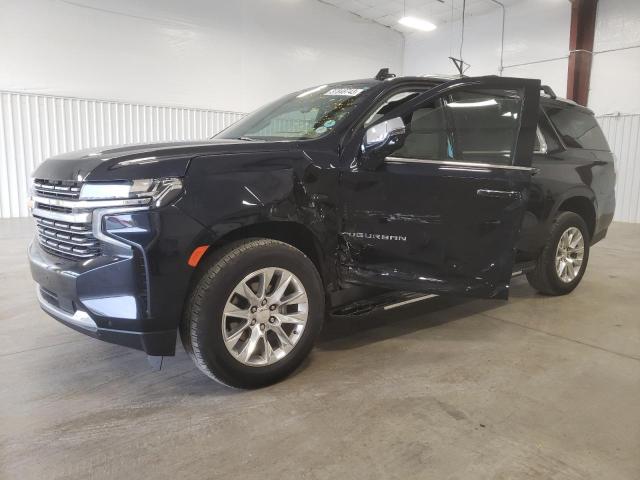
[544,105,610,151]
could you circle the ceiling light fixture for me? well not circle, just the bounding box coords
[398,16,437,32]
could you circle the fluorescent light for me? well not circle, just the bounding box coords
[398,16,436,32]
[448,99,498,108]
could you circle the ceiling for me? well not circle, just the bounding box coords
[320,0,525,34]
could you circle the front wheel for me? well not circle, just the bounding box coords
[526,211,590,295]
[181,238,325,388]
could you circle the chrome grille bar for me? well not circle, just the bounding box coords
[34,218,93,236]
[37,229,99,247]
[39,240,100,257]
[34,214,100,259]
[31,179,101,260]
[33,195,149,210]
[33,179,81,199]
[32,208,92,223]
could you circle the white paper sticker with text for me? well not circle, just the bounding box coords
[323,88,364,97]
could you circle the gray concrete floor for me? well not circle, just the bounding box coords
[1,218,639,480]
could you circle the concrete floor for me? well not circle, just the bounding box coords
[1,219,639,480]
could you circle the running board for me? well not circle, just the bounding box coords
[331,291,438,317]
[331,265,533,317]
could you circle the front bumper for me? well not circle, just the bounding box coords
[37,286,97,331]
[29,205,210,355]
[30,240,177,354]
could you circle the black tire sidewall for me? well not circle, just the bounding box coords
[189,240,324,388]
[543,212,590,294]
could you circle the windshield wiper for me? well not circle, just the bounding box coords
[236,136,259,141]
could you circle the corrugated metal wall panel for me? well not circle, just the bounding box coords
[597,114,640,223]
[3,91,639,223]
[0,91,244,218]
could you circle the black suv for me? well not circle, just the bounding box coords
[28,73,615,388]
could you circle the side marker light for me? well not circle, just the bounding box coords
[188,245,210,267]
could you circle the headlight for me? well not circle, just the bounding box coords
[80,178,183,207]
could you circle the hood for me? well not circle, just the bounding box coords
[32,139,292,182]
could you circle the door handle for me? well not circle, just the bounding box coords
[477,189,522,199]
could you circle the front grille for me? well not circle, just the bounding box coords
[33,179,81,199]
[31,178,150,261]
[31,178,102,260]
[34,203,73,214]
[34,215,101,260]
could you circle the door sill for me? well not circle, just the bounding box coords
[331,291,438,317]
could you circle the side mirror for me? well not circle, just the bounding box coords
[360,117,407,170]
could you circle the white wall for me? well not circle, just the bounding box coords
[590,0,640,222]
[0,0,404,218]
[403,0,571,98]
[403,0,640,116]
[403,0,640,223]
[0,0,403,113]
[0,92,245,218]
[590,0,640,115]
[3,0,640,221]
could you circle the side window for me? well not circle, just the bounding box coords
[365,91,421,126]
[376,88,526,164]
[534,110,561,153]
[445,89,523,165]
[544,105,610,151]
[534,128,544,153]
[392,99,450,160]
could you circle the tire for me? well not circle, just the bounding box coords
[526,211,590,296]
[180,238,325,389]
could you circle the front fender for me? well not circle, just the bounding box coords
[177,150,340,265]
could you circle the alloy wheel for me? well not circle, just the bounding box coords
[221,267,308,366]
[555,227,585,283]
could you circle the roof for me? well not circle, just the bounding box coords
[329,74,587,111]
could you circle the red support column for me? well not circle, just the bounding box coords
[567,0,598,106]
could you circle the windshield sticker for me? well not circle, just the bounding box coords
[324,88,364,97]
[324,119,336,128]
[315,126,328,134]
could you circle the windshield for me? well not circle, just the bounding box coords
[215,83,373,141]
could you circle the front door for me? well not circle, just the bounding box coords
[339,77,541,299]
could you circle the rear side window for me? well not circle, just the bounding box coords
[544,106,610,151]
[534,110,561,153]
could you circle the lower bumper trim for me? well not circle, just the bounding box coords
[36,285,177,356]
[37,287,98,332]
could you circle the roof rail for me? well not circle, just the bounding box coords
[420,74,465,80]
[541,85,557,99]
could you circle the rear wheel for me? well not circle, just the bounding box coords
[181,238,325,388]
[526,211,590,295]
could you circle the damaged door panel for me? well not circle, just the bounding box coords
[339,77,541,299]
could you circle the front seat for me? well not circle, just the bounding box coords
[395,107,446,159]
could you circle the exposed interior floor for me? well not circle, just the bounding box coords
[1,219,639,479]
